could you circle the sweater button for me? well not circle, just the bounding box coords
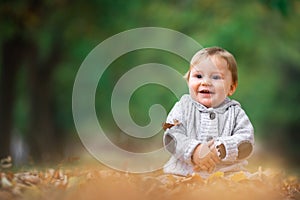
[209,112,216,120]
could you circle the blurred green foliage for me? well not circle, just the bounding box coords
[0,0,300,164]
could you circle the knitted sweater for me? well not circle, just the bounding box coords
[163,94,254,177]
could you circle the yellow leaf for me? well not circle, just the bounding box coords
[230,171,248,182]
[207,171,224,182]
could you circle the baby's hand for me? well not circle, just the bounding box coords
[192,140,220,173]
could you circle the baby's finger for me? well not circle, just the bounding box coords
[203,159,215,170]
[211,153,221,163]
[206,157,216,168]
[200,164,209,172]
[208,165,215,173]
[193,165,201,172]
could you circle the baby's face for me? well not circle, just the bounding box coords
[188,55,236,108]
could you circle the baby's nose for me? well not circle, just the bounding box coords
[200,78,211,86]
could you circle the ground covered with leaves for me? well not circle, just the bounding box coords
[1,161,299,200]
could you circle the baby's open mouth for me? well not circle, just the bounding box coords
[199,89,214,94]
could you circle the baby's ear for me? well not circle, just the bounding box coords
[228,83,237,96]
[183,70,190,82]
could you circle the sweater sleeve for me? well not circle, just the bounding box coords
[215,106,254,162]
[163,97,201,165]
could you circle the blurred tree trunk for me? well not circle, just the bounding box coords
[0,0,64,163]
[26,37,63,162]
[0,34,63,162]
[0,36,26,158]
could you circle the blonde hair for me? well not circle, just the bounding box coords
[184,47,238,85]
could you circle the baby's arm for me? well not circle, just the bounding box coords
[164,119,201,165]
[163,100,202,165]
[215,106,254,162]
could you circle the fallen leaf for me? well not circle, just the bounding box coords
[230,171,248,182]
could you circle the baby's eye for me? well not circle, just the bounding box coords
[212,75,222,80]
[196,74,202,79]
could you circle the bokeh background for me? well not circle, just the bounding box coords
[0,0,299,172]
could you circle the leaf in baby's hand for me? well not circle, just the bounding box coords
[162,119,181,130]
[162,122,174,130]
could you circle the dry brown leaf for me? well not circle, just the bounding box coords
[1,165,299,200]
[1,173,13,188]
